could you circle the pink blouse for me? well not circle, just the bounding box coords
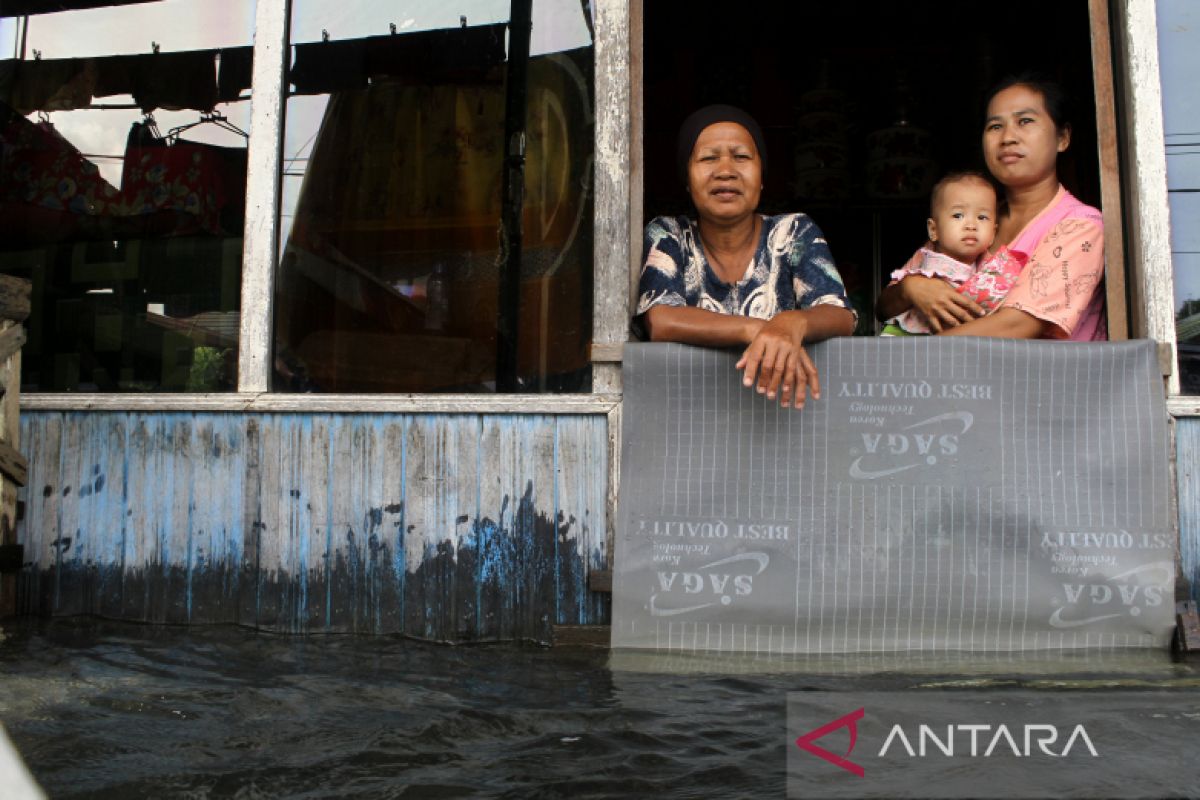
[999,186,1106,341]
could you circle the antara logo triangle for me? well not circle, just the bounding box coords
[794,707,865,777]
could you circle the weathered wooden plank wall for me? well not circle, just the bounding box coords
[17,411,609,642]
[1178,418,1200,604]
[0,276,30,618]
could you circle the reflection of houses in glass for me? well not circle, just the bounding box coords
[0,37,250,391]
[1177,301,1200,395]
[275,26,594,393]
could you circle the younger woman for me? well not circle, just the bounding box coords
[877,75,1106,340]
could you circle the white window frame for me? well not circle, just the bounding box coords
[1111,0,1190,412]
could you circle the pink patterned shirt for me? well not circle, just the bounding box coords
[999,187,1106,341]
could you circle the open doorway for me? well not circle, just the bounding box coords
[641,0,1101,333]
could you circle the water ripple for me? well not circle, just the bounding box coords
[0,619,1194,799]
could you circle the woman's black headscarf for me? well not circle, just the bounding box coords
[675,104,767,186]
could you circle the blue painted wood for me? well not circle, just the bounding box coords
[17,411,610,642]
[1177,418,1200,604]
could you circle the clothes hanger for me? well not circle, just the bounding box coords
[165,111,248,144]
[142,112,162,140]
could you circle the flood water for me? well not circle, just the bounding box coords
[1,619,1197,799]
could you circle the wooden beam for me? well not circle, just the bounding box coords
[589,342,624,363]
[629,0,644,313]
[0,276,31,324]
[0,440,27,488]
[20,392,620,414]
[1160,342,1175,377]
[1175,600,1200,655]
[0,322,18,617]
[588,568,612,593]
[593,0,633,395]
[605,403,621,603]
[237,0,288,392]
[1110,0,1176,382]
[551,625,610,647]
[1089,0,1129,341]
[0,326,26,365]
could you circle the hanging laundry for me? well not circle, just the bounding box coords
[289,39,367,95]
[217,47,253,102]
[52,50,219,112]
[120,120,247,236]
[43,59,98,111]
[0,100,122,244]
[93,54,136,99]
[8,57,94,113]
[0,60,15,104]
[131,50,218,112]
[364,24,507,82]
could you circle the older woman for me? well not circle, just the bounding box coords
[636,105,857,409]
[877,76,1106,339]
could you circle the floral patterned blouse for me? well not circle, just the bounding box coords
[635,213,855,325]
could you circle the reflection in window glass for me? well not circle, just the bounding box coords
[275,1,594,393]
[0,1,254,392]
[1158,0,1200,393]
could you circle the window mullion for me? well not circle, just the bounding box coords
[592,0,632,394]
[237,0,290,393]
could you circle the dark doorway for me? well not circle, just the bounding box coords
[642,0,1100,332]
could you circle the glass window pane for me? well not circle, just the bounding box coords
[275,0,594,393]
[0,1,255,392]
[1157,0,1200,392]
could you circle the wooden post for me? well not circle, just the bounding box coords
[0,275,31,618]
[496,0,534,392]
[1089,0,1130,341]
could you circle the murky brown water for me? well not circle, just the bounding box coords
[0,619,1196,798]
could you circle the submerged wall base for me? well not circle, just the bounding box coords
[15,412,609,642]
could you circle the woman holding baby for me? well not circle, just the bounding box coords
[877,74,1107,340]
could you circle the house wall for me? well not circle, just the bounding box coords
[16,411,609,641]
[7,0,1196,644]
[1149,0,1200,603]
[1177,419,1200,601]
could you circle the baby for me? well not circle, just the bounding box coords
[882,171,1026,336]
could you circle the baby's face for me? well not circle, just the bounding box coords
[928,180,997,263]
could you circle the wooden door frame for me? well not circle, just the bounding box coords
[1091,0,1130,341]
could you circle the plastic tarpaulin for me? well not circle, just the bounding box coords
[612,338,1175,653]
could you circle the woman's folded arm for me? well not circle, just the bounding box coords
[642,304,764,347]
[876,274,984,331]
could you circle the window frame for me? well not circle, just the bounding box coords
[18,0,622,413]
[1109,0,1186,410]
[1091,0,1131,342]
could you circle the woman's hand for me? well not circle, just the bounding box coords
[881,275,985,333]
[735,306,854,409]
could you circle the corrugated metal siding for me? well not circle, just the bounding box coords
[17,412,609,642]
[1178,417,1200,604]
